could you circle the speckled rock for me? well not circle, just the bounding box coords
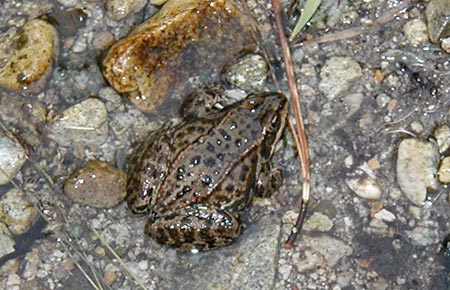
[294,234,353,272]
[0,188,39,235]
[396,138,440,205]
[403,19,428,45]
[0,222,15,259]
[0,133,27,185]
[47,98,108,147]
[64,160,126,208]
[434,124,450,153]
[319,56,362,100]
[345,163,383,200]
[102,0,255,114]
[0,19,59,93]
[425,0,450,43]
[406,225,440,246]
[106,0,147,21]
[303,212,334,232]
[438,156,450,183]
[224,54,268,92]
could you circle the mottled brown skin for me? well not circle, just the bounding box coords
[126,92,288,251]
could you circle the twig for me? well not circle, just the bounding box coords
[271,0,311,249]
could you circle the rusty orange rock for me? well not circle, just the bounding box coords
[102,0,256,114]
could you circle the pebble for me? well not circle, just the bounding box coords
[303,212,334,232]
[102,0,256,114]
[23,251,41,280]
[105,0,147,20]
[0,133,27,185]
[438,156,450,183]
[433,124,450,153]
[403,19,428,45]
[104,270,117,285]
[0,188,39,235]
[64,160,126,208]
[47,98,109,147]
[294,234,353,272]
[0,222,15,259]
[224,54,268,92]
[396,138,440,205]
[318,56,363,100]
[345,163,383,200]
[374,209,396,223]
[406,226,440,246]
[425,0,450,43]
[92,31,115,51]
[342,93,364,116]
[441,36,450,53]
[0,19,59,93]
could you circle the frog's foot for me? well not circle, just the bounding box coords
[146,205,243,251]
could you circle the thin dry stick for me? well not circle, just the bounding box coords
[271,0,311,249]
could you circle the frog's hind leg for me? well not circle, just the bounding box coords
[146,205,243,251]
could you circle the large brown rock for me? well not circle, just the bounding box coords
[102,0,256,114]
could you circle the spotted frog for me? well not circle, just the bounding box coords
[126,92,288,251]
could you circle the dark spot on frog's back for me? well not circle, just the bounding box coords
[206,142,215,152]
[204,156,216,167]
[219,128,232,141]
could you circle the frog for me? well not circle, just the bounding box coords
[126,91,288,251]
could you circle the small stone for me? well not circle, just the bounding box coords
[92,31,115,51]
[438,156,450,183]
[396,138,440,205]
[433,125,450,153]
[64,160,126,208]
[6,273,21,287]
[47,98,108,147]
[106,0,147,21]
[406,226,440,246]
[224,54,268,92]
[425,0,450,43]
[303,212,334,232]
[0,188,39,235]
[410,121,424,133]
[441,36,450,53]
[345,163,383,200]
[403,19,428,45]
[342,93,364,116]
[0,133,27,185]
[374,209,396,222]
[23,251,41,280]
[104,270,117,285]
[368,218,390,236]
[0,19,59,93]
[296,234,353,269]
[319,56,363,100]
[368,158,381,170]
[0,223,15,259]
[376,93,391,108]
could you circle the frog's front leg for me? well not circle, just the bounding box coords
[145,205,243,251]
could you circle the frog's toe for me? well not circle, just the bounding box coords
[145,205,243,251]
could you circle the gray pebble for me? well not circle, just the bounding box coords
[0,223,15,259]
[319,56,362,100]
[0,188,39,235]
[396,138,439,205]
[425,0,450,43]
[47,98,108,147]
[0,133,27,185]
